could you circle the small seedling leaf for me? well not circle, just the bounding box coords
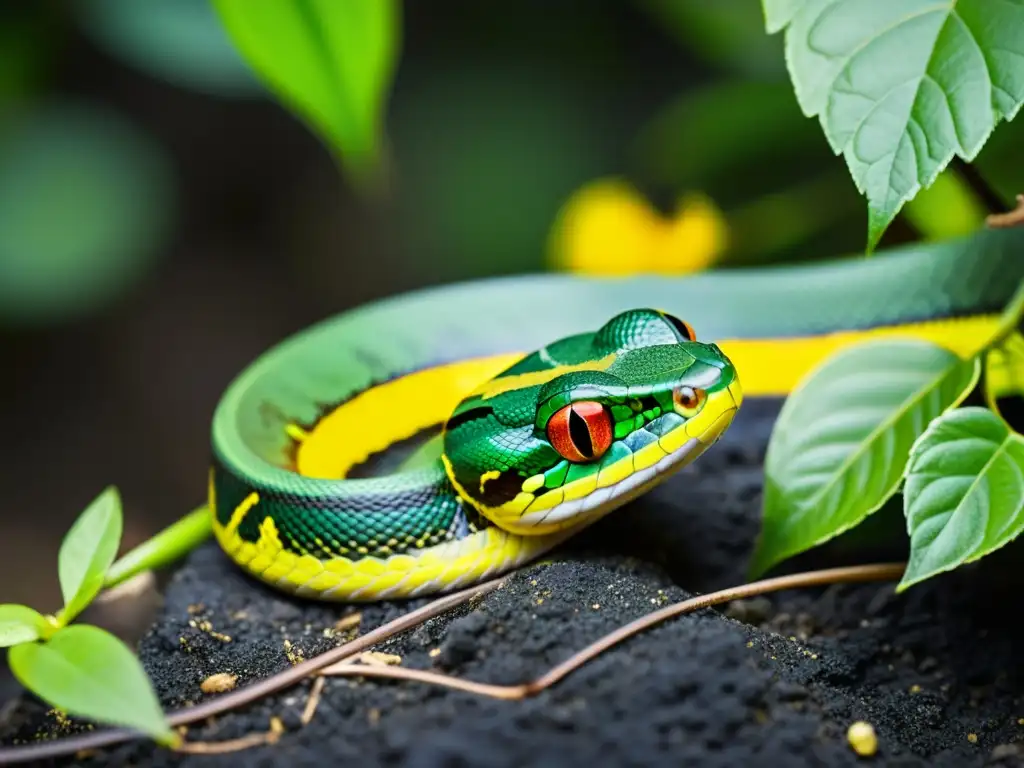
[58,486,123,624]
[750,339,979,577]
[8,625,175,744]
[899,407,1024,590]
[0,605,48,648]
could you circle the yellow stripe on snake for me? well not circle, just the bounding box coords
[209,229,1021,600]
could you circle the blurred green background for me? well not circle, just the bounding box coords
[0,0,1019,614]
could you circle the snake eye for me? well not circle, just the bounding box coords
[673,386,706,417]
[663,313,697,342]
[547,401,613,463]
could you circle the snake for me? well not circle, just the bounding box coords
[209,229,1024,602]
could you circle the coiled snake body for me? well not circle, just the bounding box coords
[210,231,1023,601]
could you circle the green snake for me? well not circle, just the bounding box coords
[210,230,1023,601]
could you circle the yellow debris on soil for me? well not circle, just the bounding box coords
[334,613,362,632]
[358,651,402,667]
[200,673,238,694]
[847,721,878,757]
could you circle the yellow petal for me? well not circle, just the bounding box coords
[656,193,728,274]
[548,178,727,276]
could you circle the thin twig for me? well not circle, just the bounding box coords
[0,578,506,765]
[319,562,907,699]
[320,664,527,700]
[0,562,907,764]
[175,731,279,755]
[986,194,1024,229]
[301,677,326,726]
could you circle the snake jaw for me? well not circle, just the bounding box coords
[441,310,742,538]
[495,380,741,534]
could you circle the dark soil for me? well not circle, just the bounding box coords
[3,399,1024,766]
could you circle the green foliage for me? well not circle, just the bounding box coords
[0,605,49,648]
[2,488,184,746]
[762,0,1024,250]
[750,339,979,576]
[9,625,176,745]
[755,227,1024,586]
[212,0,400,187]
[899,407,1024,590]
[58,486,123,625]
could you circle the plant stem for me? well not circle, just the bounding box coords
[103,507,212,591]
[986,276,1024,351]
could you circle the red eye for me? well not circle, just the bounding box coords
[662,313,697,342]
[546,401,613,463]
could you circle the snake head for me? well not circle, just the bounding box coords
[441,309,742,535]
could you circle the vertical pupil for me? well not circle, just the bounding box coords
[664,314,695,341]
[568,406,594,458]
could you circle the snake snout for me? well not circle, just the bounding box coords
[727,376,743,409]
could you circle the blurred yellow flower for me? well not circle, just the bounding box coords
[548,178,728,275]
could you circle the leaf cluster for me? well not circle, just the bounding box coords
[762,0,1024,251]
[750,0,1024,586]
[752,270,1024,588]
[0,489,214,746]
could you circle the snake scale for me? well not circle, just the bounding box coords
[209,230,1024,601]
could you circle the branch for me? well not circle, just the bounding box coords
[985,194,1024,229]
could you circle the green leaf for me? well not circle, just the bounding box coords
[58,486,123,624]
[8,625,175,744]
[763,0,1024,250]
[899,407,1024,590]
[0,605,49,648]
[212,0,399,186]
[984,331,1024,421]
[762,0,802,34]
[750,339,980,577]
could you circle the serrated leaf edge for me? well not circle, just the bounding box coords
[897,407,1024,590]
[772,346,979,516]
[764,0,1023,250]
[753,342,980,575]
